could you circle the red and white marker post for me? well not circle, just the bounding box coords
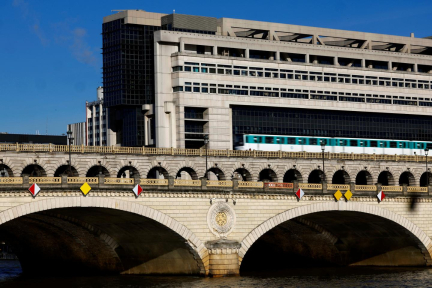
[377,190,386,202]
[29,183,40,197]
[295,188,304,200]
[132,184,143,198]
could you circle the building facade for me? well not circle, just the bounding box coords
[102,10,432,150]
[67,122,85,145]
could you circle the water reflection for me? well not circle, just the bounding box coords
[0,260,431,288]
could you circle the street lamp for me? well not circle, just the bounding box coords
[204,134,209,179]
[321,141,326,185]
[425,148,429,187]
[67,130,74,177]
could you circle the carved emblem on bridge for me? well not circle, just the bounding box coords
[207,201,236,238]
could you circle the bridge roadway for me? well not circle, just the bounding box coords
[0,144,432,276]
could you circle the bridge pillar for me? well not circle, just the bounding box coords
[429,185,432,196]
[61,175,68,188]
[167,176,174,189]
[200,177,207,190]
[322,180,327,194]
[403,183,408,195]
[350,182,355,193]
[232,179,239,190]
[22,175,29,185]
[98,174,105,188]
[205,239,241,277]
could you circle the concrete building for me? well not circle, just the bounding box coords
[67,122,85,145]
[86,87,116,146]
[102,10,432,149]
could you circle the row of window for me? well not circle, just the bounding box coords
[173,82,432,107]
[246,135,432,149]
[172,62,432,91]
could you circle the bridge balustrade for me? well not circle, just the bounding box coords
[174,179,201,186]
[67,177,99,184]
[327,184,350,190]
[104,178,134,185]
[207,180,233,187]
[29,177,61,184]
[298,183,322,190]
[355,185,377,191]
[0,177,23,184]
[407,186,428,193]
[238,181,264,188]
[382,186,403,192]
[1,143,431,163]
[140,179,169,186]
[264,182,293,189]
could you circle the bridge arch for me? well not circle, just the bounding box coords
[86,165,110,177]
[54,164,79,177]
[117,165,140,178]
[332,170,351,184]
[283,169,303,183]
[0,163,14,177]
[21,164,47,177]
[176,167,198,180]
[259,168,277,182]
[147,166,170,179]
[356,170,373,185]
[377,170,395,186]
[240,202,432,270]
[308,169,324,183]
[420,172,432,187]
[232,167,252,181]
[206,167,226,180]
[399,171,415,186]
[0,198,208,275]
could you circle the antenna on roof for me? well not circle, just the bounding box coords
[173,9,175,14]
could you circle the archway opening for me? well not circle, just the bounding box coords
[54,165,79,177]
[147,167,169,179]
[205,167,225,180]
[332,170,350,184]
[176,167,198,180]
[0,207,203,276]
[21,164,46,177]
[308,169,324,184]
[0,164,13,177]
[356,170,373,185]
[420,172,432,187]
[241,211,428,274]
[377,171,395,186]
[117,166,139,178]
[233,168,252,181]
[399,171,415,186]
[259,169,277,182]
[283,169,302,183]
[86,166,110,177]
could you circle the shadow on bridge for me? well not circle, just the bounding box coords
[240,206,430,275]
[0,200,206,276]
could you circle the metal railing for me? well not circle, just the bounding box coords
[1,143,430,162]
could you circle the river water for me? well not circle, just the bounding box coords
[0,261,431,287]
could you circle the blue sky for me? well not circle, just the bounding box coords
[1,0,431,135]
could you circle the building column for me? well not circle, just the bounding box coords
[334,56,339,66]
[414,63,418,73]
[305,54,310,64]
[213,46,218,56]
[245,48,249,59]
[275,51,280,61]
[388,62,393,71]
[361,58,366,68]
[205,240,241,277]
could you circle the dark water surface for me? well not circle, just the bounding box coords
[1,261,432,288]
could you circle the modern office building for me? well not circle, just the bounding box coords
[102,10,432,149]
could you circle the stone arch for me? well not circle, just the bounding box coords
[283,169,303,183]
[0,164,14,177]
[258,169,277,182]
[377,170,395,186]
[206,167,226,180]
[0,197,208,275]
[54,165,79,177]
[332,170,351,184]
[356,170,373,185]
[147,166,169,179]
[21,164,47,177]
[308,169,324,184]
[232,167,252,181]
[176,167,198,180]
[399,171,415,186]
[420,172,432,187]
[86,165,110,177]
[239,202,432,266]
[117,166,140,178]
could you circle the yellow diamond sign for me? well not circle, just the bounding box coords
[334,190,342,201]
[80,182,91,196]
[344,190,353,201]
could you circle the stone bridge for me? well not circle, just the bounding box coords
[1,144,432,276]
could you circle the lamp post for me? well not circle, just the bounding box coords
[321,142,326,190]
[425,148,429,187]
[204,134,209,179]
[67,130,74,177]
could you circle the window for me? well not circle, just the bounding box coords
[288,138,296,144]
[350,140,357,146]
[265,137,274,143]
[309,138,318,145]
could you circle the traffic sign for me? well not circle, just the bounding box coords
[295,188,304,200]
[29,183,40,197]
[133,184,143,198]
[377,190,386,202]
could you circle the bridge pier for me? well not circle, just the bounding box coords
[205,239,241,277]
